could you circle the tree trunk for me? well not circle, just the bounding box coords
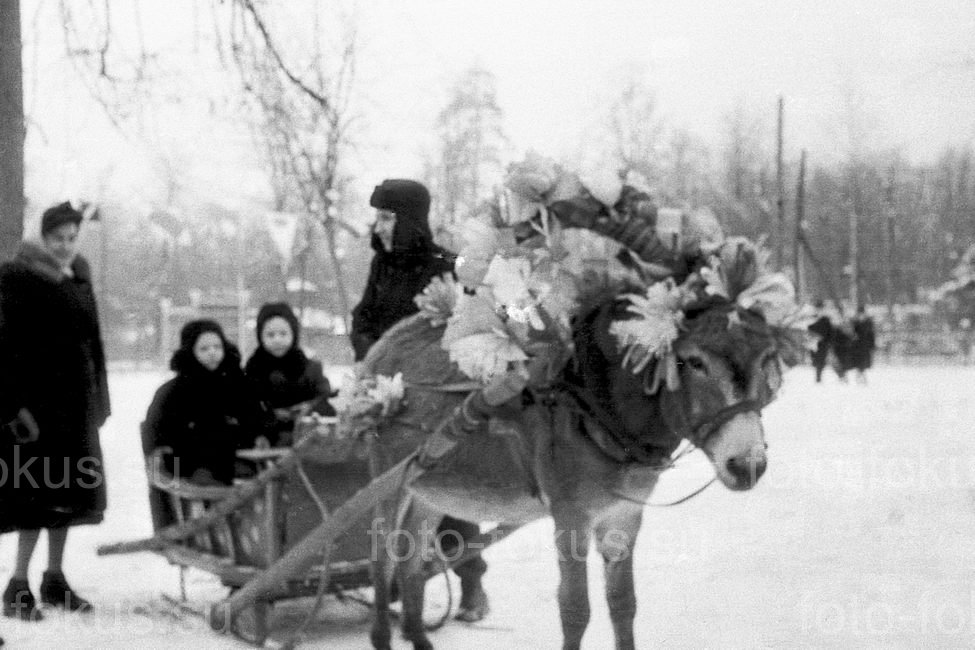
[321,219,350,334]
[0,0,25,258]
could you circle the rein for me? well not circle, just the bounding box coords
[541,381,764,508]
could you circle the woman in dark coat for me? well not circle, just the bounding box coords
[245,302,336,447]
[0,202,111,620]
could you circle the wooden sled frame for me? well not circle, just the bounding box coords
[99,420,520,646]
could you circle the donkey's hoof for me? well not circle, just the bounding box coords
[454,599,490,623]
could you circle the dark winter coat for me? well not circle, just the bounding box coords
[245,347,336,445]
[851,315,876,370]
[142,343,267,486]
[350,181,454,361]
[0,242,111,533]
[808,315,833,368]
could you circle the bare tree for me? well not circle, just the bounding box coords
[426,64,508,233]
[606,72,666,190]
[0,0,24,258]
[226,0,360,327]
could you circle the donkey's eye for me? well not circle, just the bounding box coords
[684,356,708,374]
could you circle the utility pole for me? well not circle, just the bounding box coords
[794,149,806,302]
[775,96,785,270]
[885,166,896,320]
[849,208,859,309]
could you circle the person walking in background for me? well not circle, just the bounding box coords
[808,299,833,383]
[850,304,876,384]
[958,317,973,364]
[349,179,490,622]
[245,302,336,447]
[350,179,454,362]
[0,202,111,621]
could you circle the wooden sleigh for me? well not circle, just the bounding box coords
[97,417,520,647]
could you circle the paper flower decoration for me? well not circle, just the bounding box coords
[448,330,528,383]
[736,272,798,327]
[334,371,406,435]
[503,151,561,225]
[504,151,560,201]
[414,274,461,326]
[368,373,405,416]
[610,280,685,373]
[578,166,624,207]
[483,257,546,329]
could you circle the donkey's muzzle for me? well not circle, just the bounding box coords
[724,452,767,490]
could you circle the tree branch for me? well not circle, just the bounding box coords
[236,0,336,120]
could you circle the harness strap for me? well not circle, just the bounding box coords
[689,399,762,448]
[405,380,483,393]
[540,381,670,467]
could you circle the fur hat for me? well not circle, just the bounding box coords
[40,202,84,237]
[369,179,431,220]
[256,302,301,347]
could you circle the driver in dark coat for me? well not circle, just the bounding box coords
[350,179,454,362]
[350,179,489,621]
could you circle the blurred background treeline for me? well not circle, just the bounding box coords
[1,1,972,364]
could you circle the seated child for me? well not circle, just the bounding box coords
[245,302,337,446]
[142,319,269,493]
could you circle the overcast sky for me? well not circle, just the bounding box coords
[353,0,975,175]
[20,0,975,211]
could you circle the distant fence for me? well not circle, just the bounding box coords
[876,328,972,365]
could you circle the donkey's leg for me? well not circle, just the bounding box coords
[369,503,393,650]
[552,508,592,650]
[399,507,438,650]
[595,508,643,650]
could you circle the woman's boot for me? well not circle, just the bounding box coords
[39,571,92,613]
[3,578,44,621]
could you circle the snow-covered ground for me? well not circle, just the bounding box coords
[3,363,975,649]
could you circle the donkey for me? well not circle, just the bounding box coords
[362,284,787,650]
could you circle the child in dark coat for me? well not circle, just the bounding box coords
[142,319,268,490]
[245,302,336,447]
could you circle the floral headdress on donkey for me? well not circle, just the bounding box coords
[412,152,810,393]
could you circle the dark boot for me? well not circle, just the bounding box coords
[3,577,44,621]
[454,556,489,622]
[39,571,92,613]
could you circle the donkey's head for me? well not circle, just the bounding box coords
[570,287,786,491]
[663,299,781,489]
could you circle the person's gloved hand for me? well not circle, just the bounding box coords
[5,408,40,443]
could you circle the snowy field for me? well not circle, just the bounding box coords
[3,362,975,649]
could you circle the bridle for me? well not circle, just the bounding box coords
[687,398,763,450]
[541,379,763,468]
